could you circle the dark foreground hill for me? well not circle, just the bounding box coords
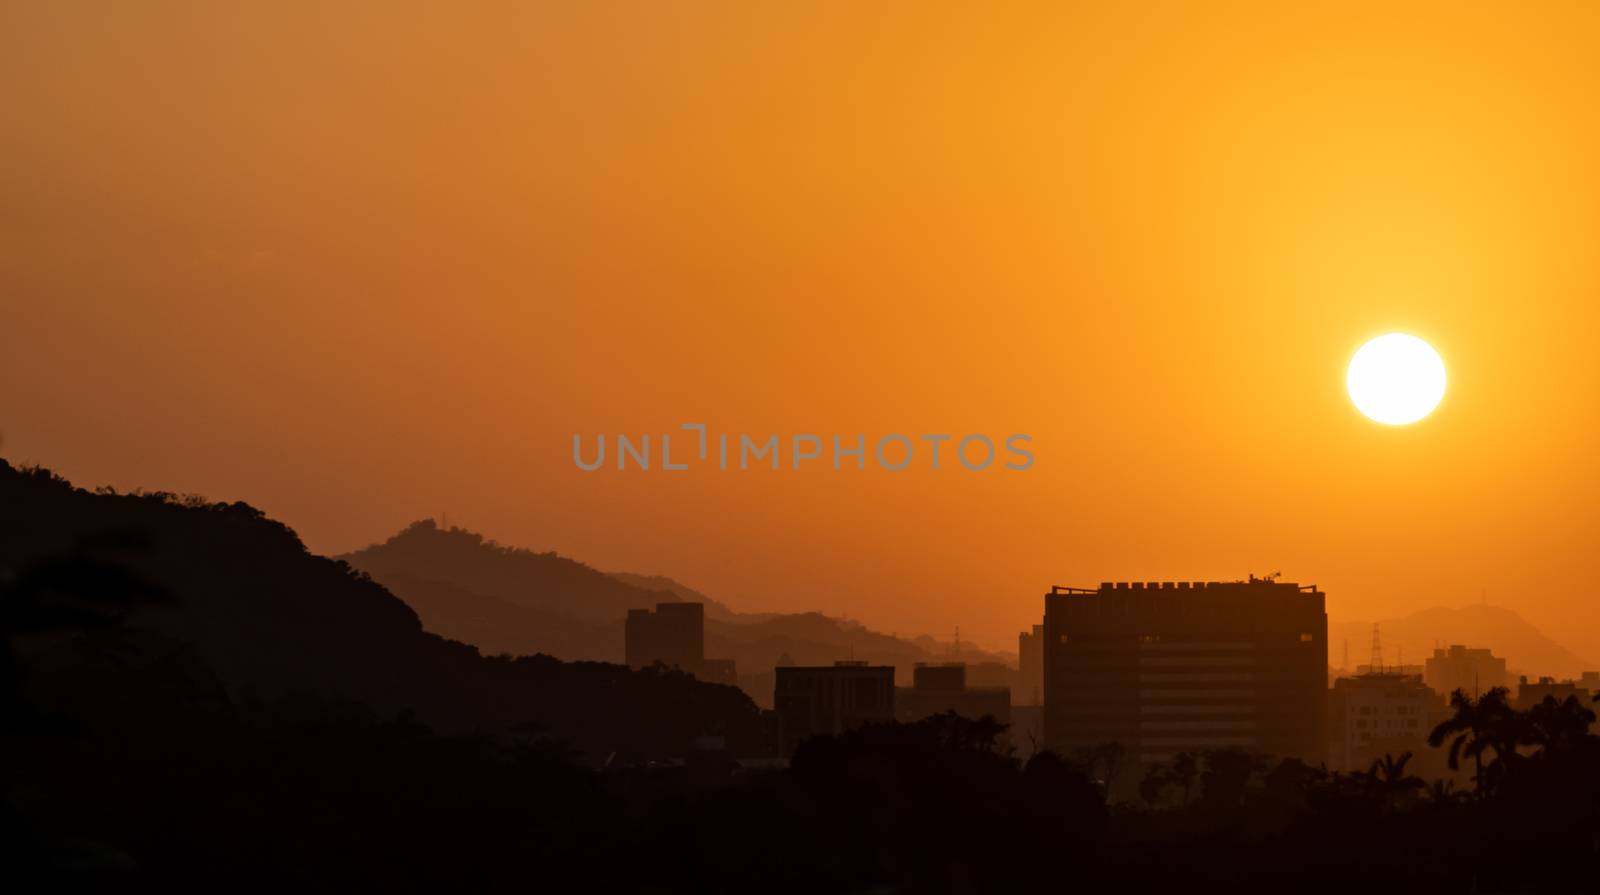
[0,460,765,760]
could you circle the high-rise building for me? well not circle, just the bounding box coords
[1424,645,1509,700]
[1018,625,1045,706]
[774,661,895,755]
[1044,576,1327,766]
[625,602,705,671]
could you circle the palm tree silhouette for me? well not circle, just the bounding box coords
[1524,694,1596,756]
[1366,751,1425,811]
[1427,687,1516,796]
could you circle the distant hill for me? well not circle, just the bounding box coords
[343,522,1018,703]
[607,571,745,622]
[612,571,1015,676]
[1330,605,1595,681]
[338,520,694,661]
[0,461,764,759]
[364,570,619,661]
[341,520,683,626]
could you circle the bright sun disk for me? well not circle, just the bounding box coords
[1347,333,1446,425]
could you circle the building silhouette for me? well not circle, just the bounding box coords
[1018,624,1044,706]
[895,662,1011,727]
[626,602,703,670]
[1513,673,1600,735]
[1424,644,1509,699]
[625,602,737,685]
[774,661,895,755]
[1043,576,1327,766]
[1329,671,1442,771]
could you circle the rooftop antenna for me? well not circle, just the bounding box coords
[952,626,961,659]
[1370,623,1383,674]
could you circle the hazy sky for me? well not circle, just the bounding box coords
[4,2,1598,657]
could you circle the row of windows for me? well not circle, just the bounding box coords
[1353,704,1424,716]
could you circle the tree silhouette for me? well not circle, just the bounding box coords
[1138,750,1200,808]
[1427,687,1517,796]
[1365,751,1424,811]
[1071,741,1127,800]
[1523,694,1596,756]
[1192,748,1270,811]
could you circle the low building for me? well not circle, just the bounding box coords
[774,661,895,755]
[1424,645,1509,700]
[1515,676,1600,734]
[625,602,738,686]
[625,602,704,671]
[1515,675,1586,710]
[896,662,1011,727]
[1329,672,1444,772]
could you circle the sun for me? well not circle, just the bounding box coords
[1347,334,1447,425]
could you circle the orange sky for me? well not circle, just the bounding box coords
[3,2,1598,659]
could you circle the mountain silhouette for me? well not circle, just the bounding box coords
[1330,605,1594,679]
[344,521,1018,703]
[609,571,1015,676]
[607,571,746,621]
[0,461,765,760]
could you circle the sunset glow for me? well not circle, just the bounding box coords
[3,1,1598,660]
